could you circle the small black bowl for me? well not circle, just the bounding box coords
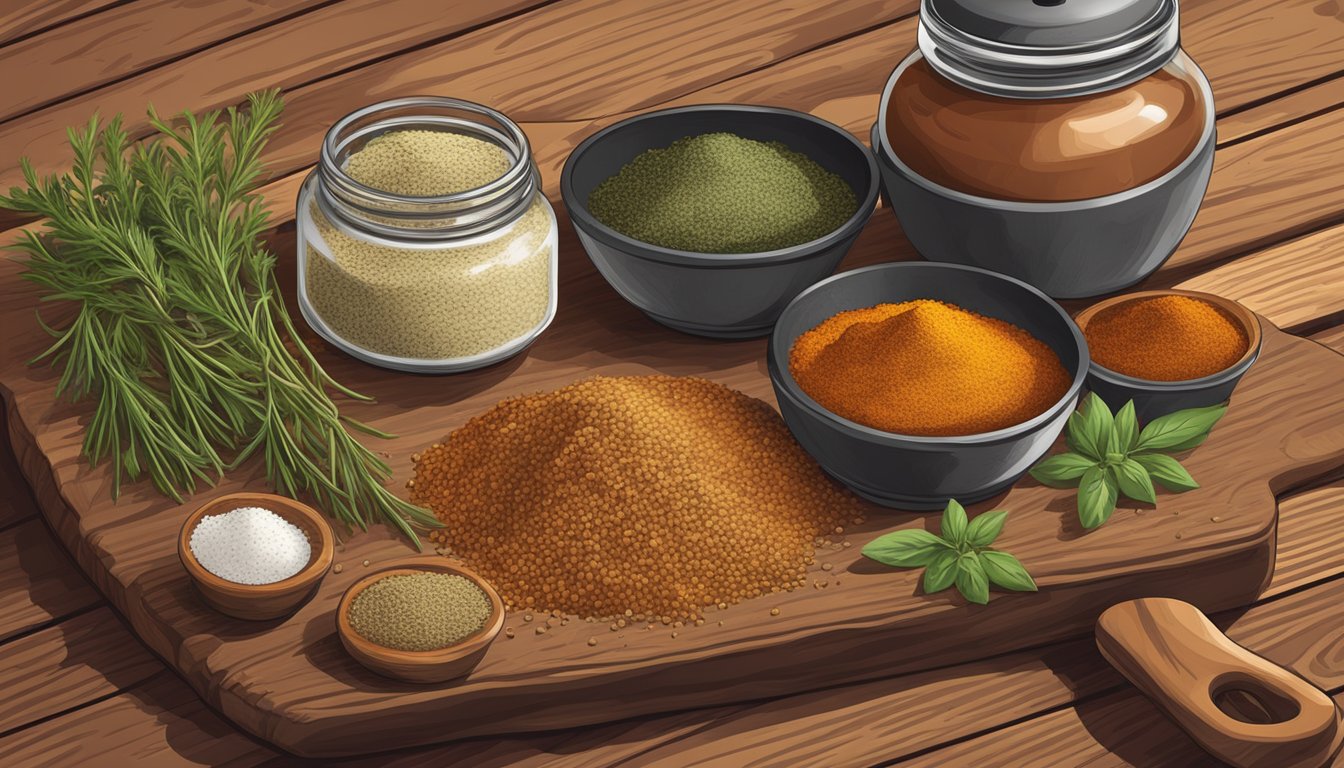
[561,105,879,338]
[1074,289,1262,423]
[768,262,1089,509]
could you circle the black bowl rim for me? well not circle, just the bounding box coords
[1076,289,1264,390]
[560,104,881,267]
[768,262,1090,446]
[871,50,1218,212]
[1084,332,1262,391]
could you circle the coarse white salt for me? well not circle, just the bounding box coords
[189,506,311,585]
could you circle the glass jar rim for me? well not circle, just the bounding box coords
[918,0,1181,98]
[315,97,541,240]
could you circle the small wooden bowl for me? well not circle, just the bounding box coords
[1075,289,1262,423]
[178,492,334,621]
[336,556,504,684]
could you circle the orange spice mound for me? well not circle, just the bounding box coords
[789,300,1071,436]
[1085,295,1248,381]
[414,375,864,621]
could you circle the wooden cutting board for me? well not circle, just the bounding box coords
[3,233,1343,757]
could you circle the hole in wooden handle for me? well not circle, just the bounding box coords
[1212,672,1304,725]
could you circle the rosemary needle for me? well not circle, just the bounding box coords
[0,91,438,545]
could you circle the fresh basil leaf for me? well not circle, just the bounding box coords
[862,529,950,568]
[1114,458,1157,504]
[1132,453,1199,492]
[1161,431,1211,453]
[955,552,990,605]
[1134,403,1228,453]
[1067,393,1113,461]
[1113,400,1139,454]
[941,499,969,545]
[981,550,1038,592]
[923,549,959,594]
[1078,466,1118,529]
[965,509,1008,549]
[1030,452,1096,488]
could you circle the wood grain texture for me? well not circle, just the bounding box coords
[1312,326,1344,355]
[0,0,915,218]
[1178,222,1344,335]
[0,0,122,47]
[0,672,277,767]
[0,0,335,123]
[4,261,1343,757]
[1096,598,1343,768]
[905,578,1344,768]
[0,607,161,735]
[0,518,100,643]
[1219,74,1344,146]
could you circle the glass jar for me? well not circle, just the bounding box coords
[872,0,1216,298]
[297,97,558,373]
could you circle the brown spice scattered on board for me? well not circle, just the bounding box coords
[1085,295,1248,381]
[415,376,863,621]
[588,637,598,647]
[333,563,343,574]
[770,608,780,616]
[362,559,370,568]
[789,300,1069,436]
[505,627,515,639]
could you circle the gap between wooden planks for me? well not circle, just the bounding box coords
[0,0,918,220]
[3,480,1343,768]
[0,0,124,48]
[0,0,1340,225]
[0,0,341,123]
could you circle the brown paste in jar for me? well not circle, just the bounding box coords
[884,54,1208,202]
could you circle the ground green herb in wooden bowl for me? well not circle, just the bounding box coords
[0,91,437,545]
[348,572,492,651]
[587,132,857,253]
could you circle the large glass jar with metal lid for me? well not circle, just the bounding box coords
[873,0,1215,298]
[296,97,558,373]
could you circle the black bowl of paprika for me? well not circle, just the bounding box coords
[768,262,1089,509]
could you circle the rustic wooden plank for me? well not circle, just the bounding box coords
[4,472,1334,767]
[1177,223,1344,335]
[0,607,161,735]
[1218,73,1344,146]
[0,0,336,123]
[0,0,914,216]
[0,518,100,643]
[0,672,277,767]
[0,405,40,529]
[1312,326,1344,355]
[0,0,122,47]
[16,485,1341,768]
[900,577,1344,768]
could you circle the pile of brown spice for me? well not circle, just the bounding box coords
[413,375,864,621]
[1085,295,1248,381]
[789,300,1070,436]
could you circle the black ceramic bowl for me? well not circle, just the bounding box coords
[561,105,880,338]
[1074,289,1262,423]
[768,262,1089,509]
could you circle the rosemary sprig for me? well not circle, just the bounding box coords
[1,91,438,545]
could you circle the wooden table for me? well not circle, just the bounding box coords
[2,1,1344,765]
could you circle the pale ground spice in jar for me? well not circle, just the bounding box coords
[304,129,553,360]
[412,375,866,621]
[347,571,491,651]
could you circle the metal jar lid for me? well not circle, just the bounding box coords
[918,0,1181,98]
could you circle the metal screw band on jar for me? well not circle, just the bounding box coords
[918,0,1181,98]
[314,96,541,241]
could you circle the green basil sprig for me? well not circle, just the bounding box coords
[1031,394,1226,529]
[862,500,1036,605]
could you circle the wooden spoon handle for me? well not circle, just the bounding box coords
[1096,598,1343,768]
